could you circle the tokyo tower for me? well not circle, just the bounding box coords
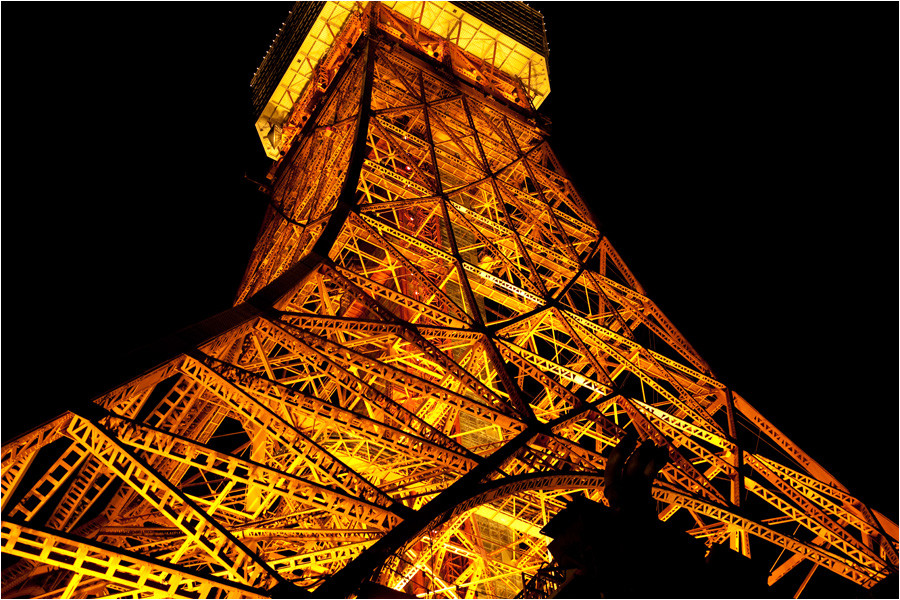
[2,2,896,598]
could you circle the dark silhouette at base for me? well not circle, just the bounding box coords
[518,435,771,598]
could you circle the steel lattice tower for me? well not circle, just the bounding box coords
[2,2,896,598]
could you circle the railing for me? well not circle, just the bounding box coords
[516,562,567,599]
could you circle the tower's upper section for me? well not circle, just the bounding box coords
[251,1,550,159]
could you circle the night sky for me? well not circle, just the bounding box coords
[5,0,896,535]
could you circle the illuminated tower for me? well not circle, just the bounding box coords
[2,2,896,599]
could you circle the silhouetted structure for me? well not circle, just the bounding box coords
[519,438,771,598]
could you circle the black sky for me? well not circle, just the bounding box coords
[4,1,896,530]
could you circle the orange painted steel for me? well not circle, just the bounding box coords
[2,3,896,598]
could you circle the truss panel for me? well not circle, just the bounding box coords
[3,3,895,599]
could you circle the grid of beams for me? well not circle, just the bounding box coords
[2,4,896,599]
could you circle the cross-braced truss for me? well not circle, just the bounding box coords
[2,3,896,598]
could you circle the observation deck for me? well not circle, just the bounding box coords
[251,1,550,159]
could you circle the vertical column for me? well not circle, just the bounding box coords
[724,387,750,557]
